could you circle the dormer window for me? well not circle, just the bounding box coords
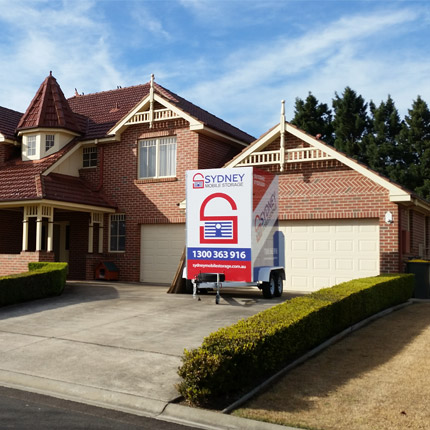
[83,146,97,168]
[45,134,55,151]
[27,136,36,156]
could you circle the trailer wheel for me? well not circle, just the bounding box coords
[262,274,276,299]
[274,273,283,297]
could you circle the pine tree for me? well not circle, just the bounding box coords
[393,96,430,198]
[291,92,333,144]
[332,87,369,161]
[364,95,402,176]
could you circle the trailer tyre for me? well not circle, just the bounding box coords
[274,273,283,297]
[262,274,276,299]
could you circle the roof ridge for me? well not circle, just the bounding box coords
[67,82,150,101]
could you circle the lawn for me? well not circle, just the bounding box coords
[233,302,430,430]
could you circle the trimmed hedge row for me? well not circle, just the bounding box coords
[177,274,414,405]
[0,262,68,307]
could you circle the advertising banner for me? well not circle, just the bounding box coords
[186,167,253,281]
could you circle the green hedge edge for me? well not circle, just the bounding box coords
[0,262,68,307]
[177,274,414,405]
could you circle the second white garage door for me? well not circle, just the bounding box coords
[140,224,185,284]
[279,219,380,292]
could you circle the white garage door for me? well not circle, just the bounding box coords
[279,219,380,292]
[140,224,185,284]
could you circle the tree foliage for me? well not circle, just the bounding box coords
[291,92,333,144]
[288,88,430,200]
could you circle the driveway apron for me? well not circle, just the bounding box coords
[0,282,291,415]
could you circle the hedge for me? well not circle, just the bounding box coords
[177,274,414,405]
[0,262,68,307]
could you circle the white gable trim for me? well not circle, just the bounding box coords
[108,93,201,137]
[227,121,411,201]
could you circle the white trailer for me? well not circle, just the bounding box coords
[184,167,285,303]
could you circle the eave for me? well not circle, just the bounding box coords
[0,198,115,213]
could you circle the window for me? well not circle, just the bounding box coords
[110,214,126,252]
[83,147,97,168]
[139,136,176,178]
[27,136,36,156]
[45,134,55,152]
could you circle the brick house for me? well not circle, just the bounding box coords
[0,73,254,282]
[225,102,430,292]
[1,76,429,291]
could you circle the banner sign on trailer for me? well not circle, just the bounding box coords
[186,167,279,282]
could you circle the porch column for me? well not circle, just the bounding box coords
[98,224,103,253]
[35,212,43,251]
[47,220,54,252]
[88,221,94,253]
[22,217,29,251]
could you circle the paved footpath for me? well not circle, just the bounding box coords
[0,282,293,429]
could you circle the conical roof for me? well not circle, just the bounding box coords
[17,72,81,133]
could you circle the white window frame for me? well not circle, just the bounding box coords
[109,214,126,252]
[27,135,36,156]
[83,146,97,168]
[138,136,177,179]
[45,134,55,152]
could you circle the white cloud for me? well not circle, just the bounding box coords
[177,7,426,135]
[0,0,124,111]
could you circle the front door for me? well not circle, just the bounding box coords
[53,222,70,263]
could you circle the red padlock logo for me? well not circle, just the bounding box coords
[199,193,238,244]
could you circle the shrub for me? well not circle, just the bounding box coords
[0,262,68,307]
[177,274,414,405]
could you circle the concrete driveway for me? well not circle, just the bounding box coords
[0,281,293,421]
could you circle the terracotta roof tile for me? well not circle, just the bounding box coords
[0,139,113,209]
[68,82,255,143]
[0,106,23,139]
[17,73,81,134]
[42,173,115,208]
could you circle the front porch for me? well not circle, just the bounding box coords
[0,202,114,279]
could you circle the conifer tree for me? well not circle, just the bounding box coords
[364,95,402,176]
[291,92,333,144]
[393,96,430,198]
[332,87,369,161]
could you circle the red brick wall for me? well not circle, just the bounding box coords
[0,143,15,167]
[0,251,55,277]
[84,121,246,282]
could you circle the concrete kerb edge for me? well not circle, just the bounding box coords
[0,369,167,418]
[221,300,413,414]
[0,300,417,430]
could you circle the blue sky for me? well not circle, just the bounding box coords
[0,0,429,138]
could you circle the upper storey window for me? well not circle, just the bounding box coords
[83,147,97,168]
[138,136,176,178]
[45,134,55,152]
[27,136,36,156]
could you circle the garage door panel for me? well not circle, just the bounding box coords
[313,240,330,252]
[313,259,330,269]
[359,240,377,251]
[335,240,353,252]
[141,224,185,284]
[292,240,308,251]
[280,219,379,292]
[314,277,330,288]
[336,259,353,270]
[292,258,308,269]
[291,276,309,289]
[359,259,378,270]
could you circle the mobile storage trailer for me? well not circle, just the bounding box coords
[184,166,285,303]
